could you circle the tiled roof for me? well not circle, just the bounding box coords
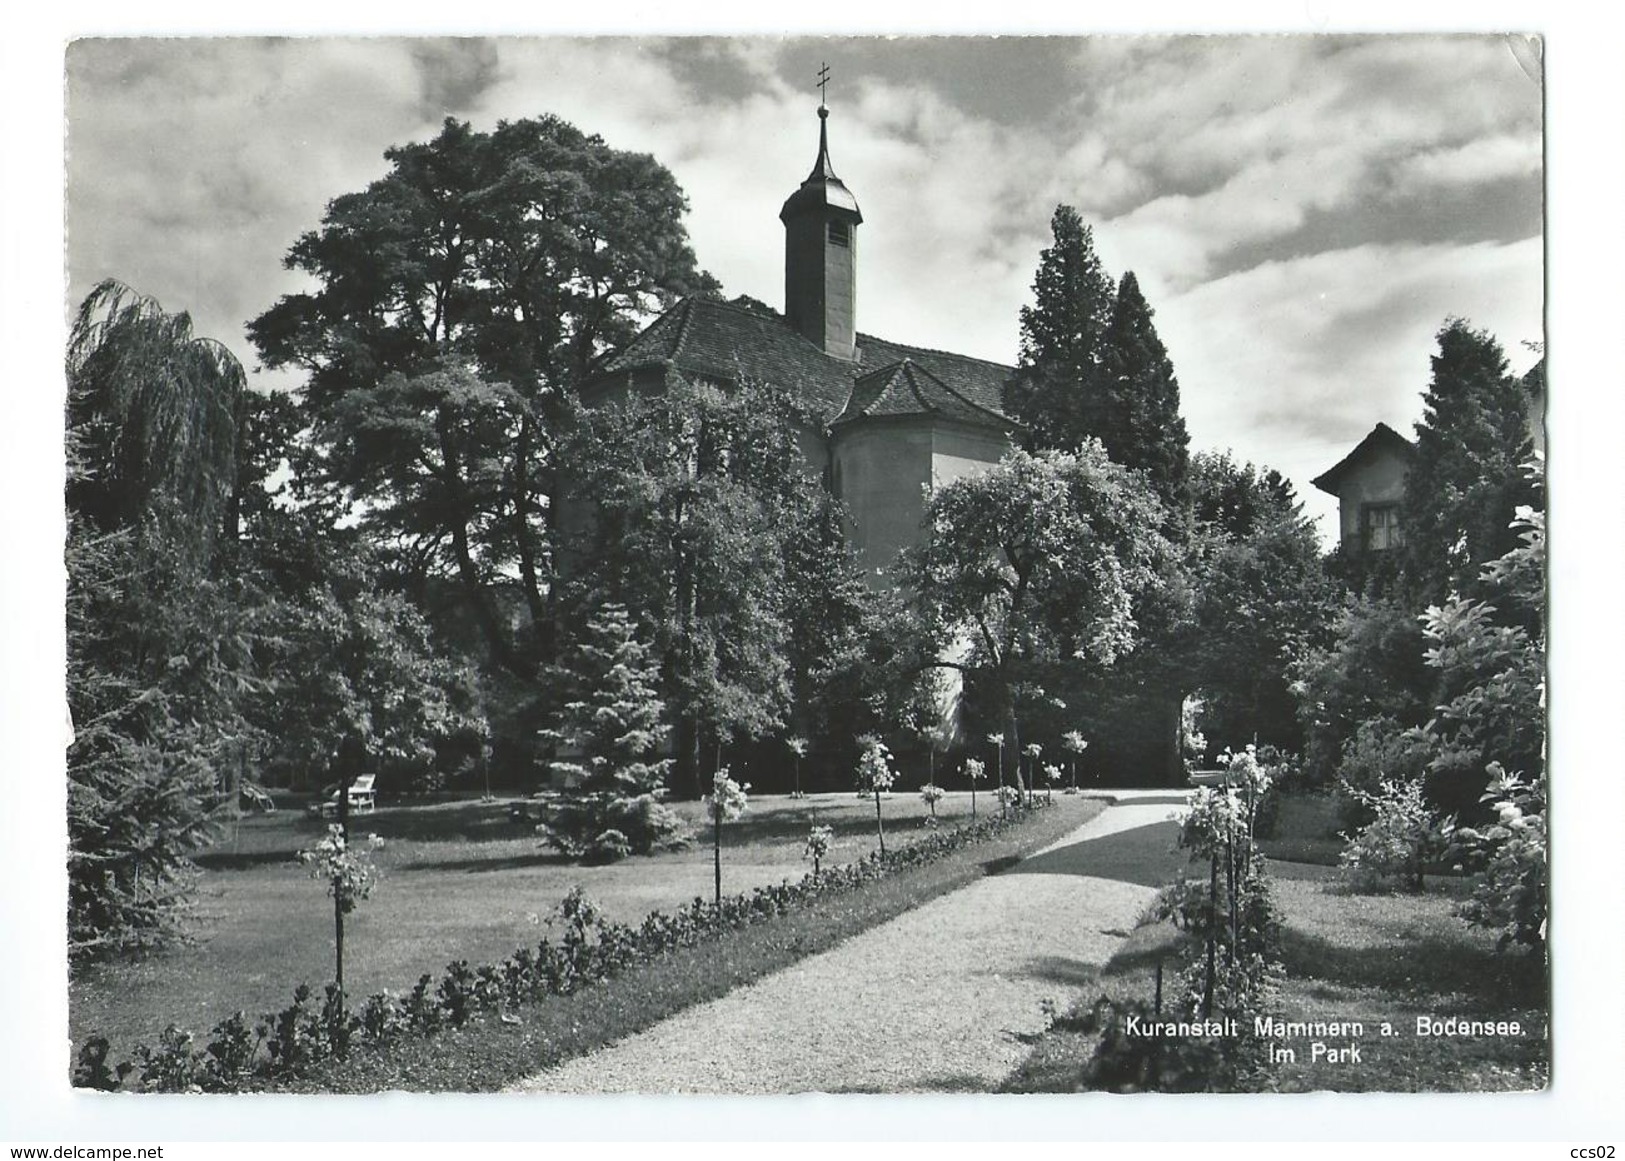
[588,296,1017,429]
[1310,421,1417,496]
[831,358,1017,430]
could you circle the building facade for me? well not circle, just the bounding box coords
[581,103,1021,580]
[1311,422,1417,555]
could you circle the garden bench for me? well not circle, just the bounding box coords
[240,784,277,813]
[310,774,378,819]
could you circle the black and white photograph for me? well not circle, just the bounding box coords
[5,8,1623,1147]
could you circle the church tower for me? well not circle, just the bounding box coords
[780,102,862,361]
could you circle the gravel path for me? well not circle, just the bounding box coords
[505,801,1183,1094]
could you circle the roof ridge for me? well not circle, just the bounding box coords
[900,360,937,415]
[904,356,1018,427]
[859,331,1016,373]
[670,297,698,361]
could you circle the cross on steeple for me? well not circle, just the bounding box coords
[817,62,830,107]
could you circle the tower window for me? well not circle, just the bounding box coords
[828,220,850,247]
[1363,503,1401,551]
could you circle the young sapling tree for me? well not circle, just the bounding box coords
[706,768,750,905]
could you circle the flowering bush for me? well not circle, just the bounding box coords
[963,756,985,816]
[1334,716,1433,831]
[705,768,750,903]
[1338,776,1442,892]
[1445,764,1546,950]
[919,782,945,825]
[1177,787,1245,861]
[804,823,834,876]
[1062,730,1088,790]
[786,736,809,798]
[706,768,750,824]
[1423,483,1545,950]
[1181,696,1208,769]
[857,737,897,853]
[297,825,384,913]
[996,784,1021,808]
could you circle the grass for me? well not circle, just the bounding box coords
[1002,791,1548,1093]
[71,787,1089,1079]
[1257,791,1345,866]
[1265,865,1548,1092]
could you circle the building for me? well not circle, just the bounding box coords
[1312,358,1544,557]
[582,102,1021,579]
[1311,422,1417,555]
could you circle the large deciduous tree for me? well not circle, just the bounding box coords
[557,378,828,795]
[1402,319,1539,607]
[1182,453,1336,755]
[901,445,1172,776]
[247,115,719,676]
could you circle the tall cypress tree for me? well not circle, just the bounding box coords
[1100,271,1191,521]
[1402,319,1539,606]
[1007,205,1116,452]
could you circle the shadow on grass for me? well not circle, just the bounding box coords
[1001,821,1185,888]
[403,851,575,874]
[195,849,304,871]
[1279,924,1547,1008]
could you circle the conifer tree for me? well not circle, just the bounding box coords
[1099,272,1191,520]
[1402,319,1539,606]
[1006,205,1116,452]
[541,602,684,862]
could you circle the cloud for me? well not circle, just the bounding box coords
[61,34,1544,546]
[1155,235,1544,536]
[1394,134,1543,193]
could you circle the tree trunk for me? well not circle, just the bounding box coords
[1204,850,1218,1018]
[1166,693,1185,786]
[874,789,886,855]
[334,891,345,1004]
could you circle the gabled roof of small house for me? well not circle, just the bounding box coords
[587,296,1018,429]
[831,358,1020,430]
[1310,421,1417,496]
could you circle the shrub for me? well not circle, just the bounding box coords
[1446,764,1546,951]
[357,990,406,1045]
[1338,776,1442,891]
[72,1036,131,1092]
[132,1025,202,1093]
[201,1011,265,1092]
[262,983,326,1076]
[804,824,834,876]
[1333,716,1433,830]
[81,801,1057,1091]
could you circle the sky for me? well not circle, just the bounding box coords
[62,34,1545,540]
[14,8,1625,1145]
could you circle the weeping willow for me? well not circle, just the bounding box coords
[66,281,252,959]
[67,278,245,554]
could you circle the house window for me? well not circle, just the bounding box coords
[828,220,850,247]
[1364,503,1401,550]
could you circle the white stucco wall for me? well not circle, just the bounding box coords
[1334,449,1410,549]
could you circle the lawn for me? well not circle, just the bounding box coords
[1003,790,1548,1093]
[70,787,1054,1066]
